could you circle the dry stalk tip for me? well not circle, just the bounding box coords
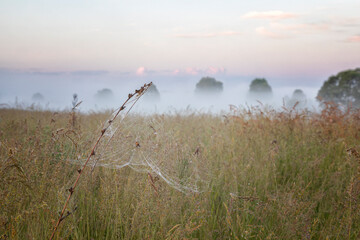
[49,82,152,240]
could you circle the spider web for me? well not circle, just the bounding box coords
[70,86,210,194]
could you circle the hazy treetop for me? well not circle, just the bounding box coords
[32,92,44,101]
[292,89,306,99]
[249,78,272,93]
[95,88,114,100]
[144,83,160,101]
[317,68,360,107]
[195,77,223,94]
[285,88,307,109]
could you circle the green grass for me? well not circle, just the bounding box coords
[0,106,360,239]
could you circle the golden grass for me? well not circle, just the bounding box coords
[0,103,360,239]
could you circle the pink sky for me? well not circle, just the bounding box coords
[0,0,359,80]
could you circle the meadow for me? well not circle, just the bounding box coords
[1,102,360,239]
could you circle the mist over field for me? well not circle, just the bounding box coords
[0,69,321,113]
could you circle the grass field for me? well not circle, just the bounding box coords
[1,103,360,239]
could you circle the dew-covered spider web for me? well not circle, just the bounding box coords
[69,84,211,194]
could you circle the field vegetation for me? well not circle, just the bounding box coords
[1,102,360,239]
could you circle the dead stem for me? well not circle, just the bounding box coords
[49,82,152,240]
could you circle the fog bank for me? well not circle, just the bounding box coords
[0,70,320,113]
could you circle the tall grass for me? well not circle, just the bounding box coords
[0,103,359,239]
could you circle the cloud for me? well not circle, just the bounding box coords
[347,35,360,42]
[255,27,287,39]
[135,67,184,76]
[206,67,226,75]
[71,70,108,76]
[242,11,297,20]
[255,22,330,39]
[174,31,241,38]
[331,17,360,28]
[172,67,226,76]
[270,22,329,33]
[136,66,147,76]
[31,71,66,76]
[185,67,199,75]
[133,67,226,77]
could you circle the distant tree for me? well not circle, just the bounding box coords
[144,84,160,101]
[286,89,307,109]
[95,88,114,101]
[292,89,306,100]
[248,78,272,100]
[249,78,272,93]
[32,93,44,102]
[317,68,360,108]
[195,77,223,94]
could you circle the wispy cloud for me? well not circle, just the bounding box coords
[270,22,329,33]
[331,17,360,28]
[31,71,66,76]
[136,66,147,76]
[206,66,226,75]
[133,66,226,76]
[172,67,226,76]
[347,35,360,42]
[174,31,241,38]
[71,70,108,76]
[242,11,298,20]
[255,22,330,39]
[255,27,288,39]
[0,69,113,77]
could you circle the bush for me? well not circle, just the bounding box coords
[195,77,223,94]
[94,88,114,101]
[32,93,44,102]
[248,78,272,101]
[144,84,160,101]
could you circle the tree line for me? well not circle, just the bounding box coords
[193,68,360,108]
[31,68,360,109]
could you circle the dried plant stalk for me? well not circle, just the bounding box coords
[49,82,152,240]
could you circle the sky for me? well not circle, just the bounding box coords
[0,0,359,111]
